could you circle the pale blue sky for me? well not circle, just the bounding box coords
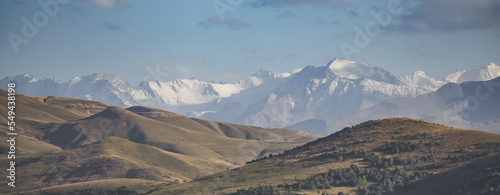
[1,0,499,85]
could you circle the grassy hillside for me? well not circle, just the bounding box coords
[19,178,166,195]
[152,118,500,195]
[37,105,319,166]
[0,136,233,193]
[8,118,500,195]
[97,136,230,178]
[0,90,319,193]
[0,89,110,128]
[0,89,110,156]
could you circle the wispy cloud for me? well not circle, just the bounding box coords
[198,16,250,30]
[84,0,129,9]
[104,22,121,30]
[392,0,500,33]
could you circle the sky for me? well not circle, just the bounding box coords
[1,0,499,85]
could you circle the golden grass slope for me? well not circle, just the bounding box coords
[152,118,500,194]
[39,105,320,166]
[0,90,320,193]
[0,89,110,156]
[19,178,165,195]
[0,136,233,193]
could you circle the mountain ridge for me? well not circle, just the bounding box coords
[314,76,500,135]
[2,59,499,135]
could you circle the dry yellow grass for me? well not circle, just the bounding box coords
[0,89,319,193]
[153,118,500,194]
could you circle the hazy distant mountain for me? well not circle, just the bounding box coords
[445,62,500,83]
[399,70,446,91]
[1,59,499,135]
[0,73,138,107]
[320,77,500,135]
[187,59,500,132]
[234,58,429,128]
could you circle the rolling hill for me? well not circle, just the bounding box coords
[148,118,500,195]
[0,90,319,193]
[6,116,500,194]
[3,90,499,194]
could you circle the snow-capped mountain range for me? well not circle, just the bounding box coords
[323,76,500,134]
[2,58,499,135]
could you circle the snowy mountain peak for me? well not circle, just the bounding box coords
[329,57,343,62]
[28,76,39,83]
[69,77,82,86]
[324,58,400,85]
[326,57,355,68]
[444,62,500,83]
[87,73,122,82]
[404,70,433,83]
[14,73,62,84]
[413,70,427,76]
[252,69,274,78]
[3,73,37,83]
[23,73,36,78]
[399,70,445,91]
[400,62,500,91]
[80,73,133,90]
[486,63,500,76]
[326,58,374,80]
[487,62,498,68]
[251,69,297,80]
[443,70,466,83]
[15,73,39,83]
